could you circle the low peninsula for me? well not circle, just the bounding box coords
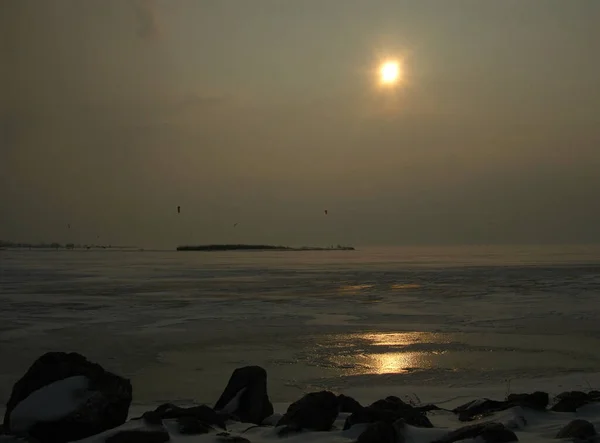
[176,244,355,251]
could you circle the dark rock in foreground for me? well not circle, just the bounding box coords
[507,392,549,410]
[214,366,273,425]
[140,411,163,426]
[556,419,597,439]
[3,352,132,443]
[433,422,518,443]
[337,394,363,414]
[453,399,508,421]
[415,404,445,413]
[7,357,600,443]
[177,416,213,435]
[277,391,339,432]
[453,392,549,421]
[215,432,251,443]
[551,391,594,412]
[105,430,170,443]
[357,420,403,443]
[589,391,600,401]
[480,427,520,443]
[135,403,226,429]
[345,396,433,430]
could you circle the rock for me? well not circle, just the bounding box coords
[433,422,518,443]
[370,396,411,411]
[344,397,432,429]
[276,424,302,437]
[177,416,213,435]
[214,366,273,425]
[138,404,225,429]
[415,404,444,413]
[499,407,527,430]
[394,412,432,428]
[154,404,178,414]
[556,419,597,439]
[215,432,251,443]
[480,427,520,443]
[105,430,170,443]
[507,392,549,410]
[344,408,430,430]
[454,392,549,422]
[141,411,163,426]
[3,352,132,443]
[357,420,402,443]
[277,391,339,431]
[344,409,395,430]
[372,396,441,415]
[551,391,592,412]
[589,391,600,401]
[220,436,251,443]
[453,399,510,422]
[224,437,251,443]
[260,414,281,426]
[338,394,363,414]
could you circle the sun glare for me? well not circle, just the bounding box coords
[379,60,401,85]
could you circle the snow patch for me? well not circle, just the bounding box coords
[219,387,246,415]
[10,375,93,434]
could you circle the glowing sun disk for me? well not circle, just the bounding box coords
[379,61,401,85]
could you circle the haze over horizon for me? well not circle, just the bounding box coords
[2,0,600,249]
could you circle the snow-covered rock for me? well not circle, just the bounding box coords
[10,375,92,434]
[3,352,132,443]
[213,366,273,425]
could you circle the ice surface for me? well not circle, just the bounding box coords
[9,375,92,434]
[2,246,600,405]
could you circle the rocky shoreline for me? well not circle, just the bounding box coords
[1,352,599,443]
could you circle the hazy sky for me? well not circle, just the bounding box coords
[2,0,599,247]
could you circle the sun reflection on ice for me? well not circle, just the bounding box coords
[363,332,434,374]
[369,352,424,374]
[327,332,448,375]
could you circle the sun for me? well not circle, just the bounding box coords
[379,60,401,85]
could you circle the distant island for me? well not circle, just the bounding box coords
[176,244,355,251]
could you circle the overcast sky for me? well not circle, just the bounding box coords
[1,0,599,248]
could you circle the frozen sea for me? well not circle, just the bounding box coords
[1,245,600,407]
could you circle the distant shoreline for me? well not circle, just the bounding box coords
[176,244,355,251]
[0,241,136,250]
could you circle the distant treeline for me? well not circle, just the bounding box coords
[0,240,133,250]
[176,244,355,251]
